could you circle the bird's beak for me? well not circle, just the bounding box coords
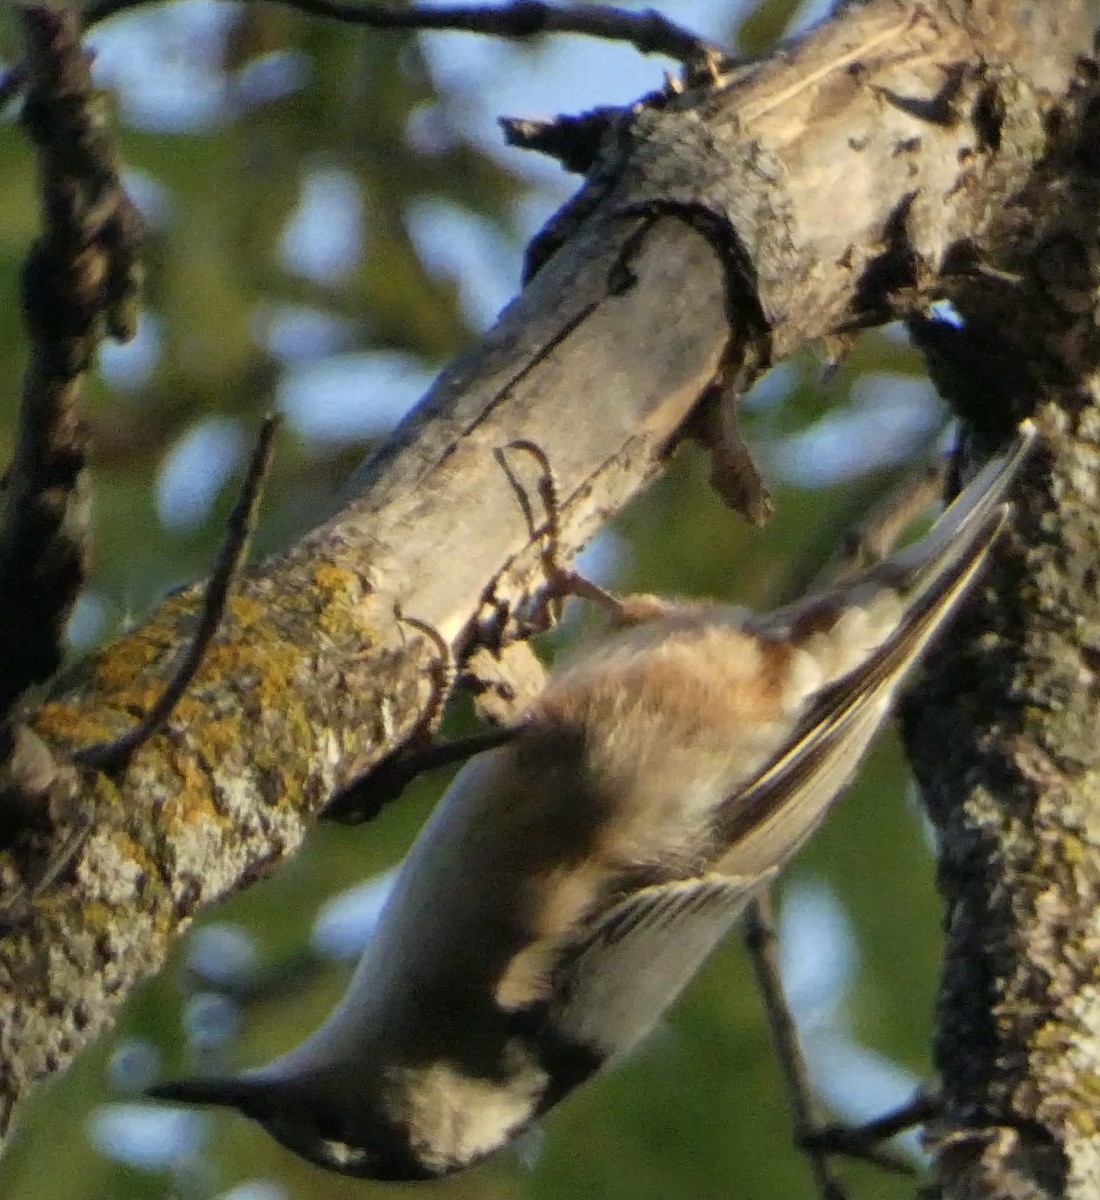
[147,1075,264,1114]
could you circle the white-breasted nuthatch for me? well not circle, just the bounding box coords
[148,423,1034,1180]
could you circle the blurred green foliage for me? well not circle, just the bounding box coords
[0,2,948,1198]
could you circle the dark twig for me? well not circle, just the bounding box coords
[0,0,726,108]
[76,416,280,772]
[24,822,91,899]
[743,894,852,1200]
[245,0,724,64]
[0,4,143,722]
[741,461,950,1194]
[802,1088,939,1167]
[827,458,947,584]
[500,108,620,174]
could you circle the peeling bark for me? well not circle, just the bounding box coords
[0,0,1096,1186]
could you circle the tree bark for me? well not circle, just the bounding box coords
[900,57,1100,1199]
[0,3,1096,1194]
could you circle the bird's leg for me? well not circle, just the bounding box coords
[500,437,622,631]
[324,610,523,825]
[504,438,702,631]
[328,434,706,826]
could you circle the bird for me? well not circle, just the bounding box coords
[147,422,1035,1180]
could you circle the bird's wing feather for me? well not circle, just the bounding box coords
[549,871,776,1060]
[713,504,1002,879]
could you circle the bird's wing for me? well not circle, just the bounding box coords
[712,424,1034,878]
[548,870,776,1061]
[712,503,1000,881]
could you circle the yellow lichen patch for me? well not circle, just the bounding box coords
[187,713,248,766]
[1063,1094,1100,1138]
[162,782,223,830]
[1056,831,1091,869]
[313,562,372,639]
[68,898,114,937]
[196,623,301,694]
[226,592,266,630]
[253,692,314,755]
[91,621,179,692]
[111,829,160,881]
[160,743,219,822]
[32,698,128,750]
[313,561,363,601]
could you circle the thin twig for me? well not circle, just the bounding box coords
[827,458,947,583]
[0,0,727,109]
[0,4,142,722]
[76,415,280,772]
[742,459,951,1194]
[802,1088,939,1168]
[743,894,851,1200]
[248,0,723,63]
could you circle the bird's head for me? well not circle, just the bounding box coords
[147,1072,440,1181]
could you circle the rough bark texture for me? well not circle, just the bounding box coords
[0,2,1097,1194]
[901,62,1100,1200]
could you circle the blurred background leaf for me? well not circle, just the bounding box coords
[0,1,948,1197]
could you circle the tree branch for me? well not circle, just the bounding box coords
[0,0,1093,1170]
[0,3,141,720]
[0,0,727,111]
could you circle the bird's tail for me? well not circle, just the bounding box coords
[888,418,1036,587]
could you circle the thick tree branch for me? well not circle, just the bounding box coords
[0,0,1093,1174]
